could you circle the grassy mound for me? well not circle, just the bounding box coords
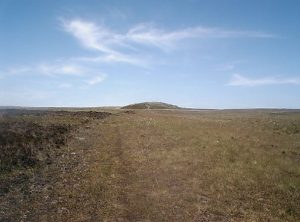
[121,102,180,110]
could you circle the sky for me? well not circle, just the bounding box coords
[0,0,300,108]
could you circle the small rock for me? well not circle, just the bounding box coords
[75,137,85,141]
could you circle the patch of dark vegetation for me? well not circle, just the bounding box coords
[0,172,30,196]
[0,109,111,119]
[0,120,71,170]
[0,109,112,221]
[0,110,111,171]
[122,110,136,114]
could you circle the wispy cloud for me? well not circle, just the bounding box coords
[86,75,106,85]
[75,54,145,66]
[2,62,107,86]
[62,19,118,54]
[126,24,275,50]
[37,64,84,76]
[5,64,85,76]
[2,19,276,90]
[62,19,275,65]
[62,19,148,66]
[228,74,300,86]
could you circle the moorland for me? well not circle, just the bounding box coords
[0,105,299,221]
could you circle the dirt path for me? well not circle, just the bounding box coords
[13,112,212,221]
[16,112,142,221]
[80,112,228,222]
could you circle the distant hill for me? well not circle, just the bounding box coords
[121,102,180,110]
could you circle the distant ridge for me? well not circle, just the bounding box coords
[121,102,180,110]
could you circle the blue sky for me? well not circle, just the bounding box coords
[0,0,300,108]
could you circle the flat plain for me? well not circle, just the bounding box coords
[0,108,300,221]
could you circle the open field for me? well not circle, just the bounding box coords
[1,108,300,221]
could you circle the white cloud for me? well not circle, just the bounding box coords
[37,64,84,76]
[228,74,300,86]
[62,19,275,64]
[2,20,276,91]
[76,53,145,66]
[4,63,85,76]
[62,19,116,53]
[86,75,106,85]
[3,62,107,86]
[126,24,275,50]
[62,19,145,65]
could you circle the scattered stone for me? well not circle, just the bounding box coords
[75,137,85,141]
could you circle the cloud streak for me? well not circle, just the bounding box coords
[62,19,275,65]
[86,75,106,85]
[37,64,85,76]
[62,19,139,65]
[2,19,276,91]
[75,54,145,66]
[126,24,275,50]
[5,64,85,76]
[228,74,300,86]
[2,62,107,87]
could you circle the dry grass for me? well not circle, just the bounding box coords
[85,110,300,221]
[0,110,111,221]
[0,119,72,170]
[0,110,111,171]
[1,109,299,221]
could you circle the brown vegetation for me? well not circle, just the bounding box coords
[1,109,299,221]
[0,110,111,171]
